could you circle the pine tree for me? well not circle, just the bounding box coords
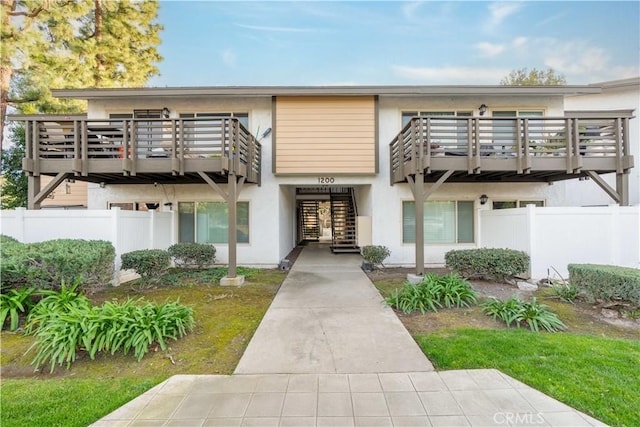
[1,0,163,206]
[1,0,163,147]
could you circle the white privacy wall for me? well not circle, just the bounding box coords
[479,205,640,279]
[1,208,174,271]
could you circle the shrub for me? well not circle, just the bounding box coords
[445,248,530,282]
[121,249,170,286]
[26,285,195,373]
[482,296,565,332]
[168,242,216,269]
[0,239,115,293]
[385,273,477,314]
[361,245,391,268]
[568,264,640,306]
[0,286,36,331]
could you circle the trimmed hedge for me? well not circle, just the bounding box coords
[0,237,115,292]
[568,264,640,306]
[168,242,216,269]
[445,248,530,282]
[121,249,170,284]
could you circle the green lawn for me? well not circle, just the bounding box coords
[0,378,161,427]
[417,329,640,427]
[0,267,286,427]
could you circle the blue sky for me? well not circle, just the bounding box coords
[150,1,639,86]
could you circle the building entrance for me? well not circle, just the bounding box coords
[296,187,359,253]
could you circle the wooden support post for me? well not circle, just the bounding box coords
[227,172,238,278]
[197,171,244,284]
[616,173,629,206]
[27,175,41,210]
[408,170,455,277]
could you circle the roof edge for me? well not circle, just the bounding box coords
[51,85,601,100]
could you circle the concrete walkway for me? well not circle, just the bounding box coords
[92,245,606,426]
[235,244,433,374]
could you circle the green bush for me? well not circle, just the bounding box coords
[0,286,36,331]
[385,273,477,314]
[568,264,640,306]
[445,248,530,282]
[482,296,565,332]
[361,245,391,268]
[0,239,115,292]
[26,286,194,372]
[121,249,170,285]
[168,242,216,269]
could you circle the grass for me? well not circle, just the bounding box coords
[0,267,286,427]
[416,329,640,427]
[1,378,160,427]
[369,270,640,427]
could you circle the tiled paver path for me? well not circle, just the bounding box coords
[92,245,606,426]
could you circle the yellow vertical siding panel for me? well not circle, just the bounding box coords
[40,176,88,208]
[275,96,376,174]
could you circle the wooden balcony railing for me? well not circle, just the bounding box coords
[390,113,634,183]
[21,117,262,184]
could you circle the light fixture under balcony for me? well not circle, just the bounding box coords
[479,104,488,116]
[479,194,489,205]
[162,107,170,118]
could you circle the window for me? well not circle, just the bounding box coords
[493,200,545,209]
[108,202,160,211]
[178,201,249,244]
[402,111,472,127]
[402,201,474,244]
[180,112,249,129]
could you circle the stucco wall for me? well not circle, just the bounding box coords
[83,92,628,267]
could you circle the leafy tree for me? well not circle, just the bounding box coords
[1,124,27,208]
[500,68,567,86]
[1,0,163,147]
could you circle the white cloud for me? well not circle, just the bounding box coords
[523,38,639,83]
[221,49,236,67]
[393,65,510,84]
[485,2,522,31]
[512,36,528,48]
[475,42,505,57]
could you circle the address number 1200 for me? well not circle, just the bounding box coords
[318,177,335,184]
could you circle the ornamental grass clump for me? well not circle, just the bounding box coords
[25,282,195,373]
[0,286,36,331]
[482,296,565,332]
[385,273,477,314]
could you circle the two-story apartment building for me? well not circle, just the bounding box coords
[18,84,636,275]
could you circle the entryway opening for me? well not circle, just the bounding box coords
[296,186,360,253]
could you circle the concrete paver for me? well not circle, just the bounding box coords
[92,246,607,426]
[92,371,604,426]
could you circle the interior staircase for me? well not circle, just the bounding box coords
[299,200,320,241]
[330,188,360,253]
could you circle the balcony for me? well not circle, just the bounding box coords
[20,116,261,185]
[390,112,634,184]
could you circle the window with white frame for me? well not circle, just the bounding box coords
[178,201,249,244]
[179,112,249,129]
[402,200,474,244]
[492,200,545,209]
